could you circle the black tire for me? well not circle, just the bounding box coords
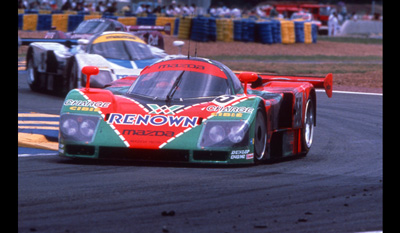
[68,59,79,90]
[301,98,315,155]
[254,108,268,163]
[26,56,42,92]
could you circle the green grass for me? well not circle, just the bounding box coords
[317,36,383,45]
[222,62,382,75]
[208,54,382,62]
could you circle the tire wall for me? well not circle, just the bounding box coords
[18,10,317,44]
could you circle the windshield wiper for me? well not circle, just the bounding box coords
[166,71,185,102]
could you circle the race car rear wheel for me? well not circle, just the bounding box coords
[254,108,268,163]
[302,98,315,153]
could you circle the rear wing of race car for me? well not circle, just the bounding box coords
[126,23,172,35]
[235,72,333,98]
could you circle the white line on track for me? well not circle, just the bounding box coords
[18,153,58,157]
[316,89,382,96]
[354,231,383,233]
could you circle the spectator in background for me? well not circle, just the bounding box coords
[86,3,95,13]
[174,4,182,15]
[50,1,58,10]
[61,0,72,10]
[166,5,175,16]
[351,11,358,21]
[182,4,190,15]
[145,4,152,14]
[256,6,266,17]
[231,7,241,18]
[269,6,278,18]
[152,5,162,14]
[328,11,339,36]
[40,0,52,10]
[189,4,196,15]
[121,4,131,14]
[29,0,40,10]
[135,4,145,14]
[106,2,117,14]
[221,6,231,17]
[19,0,30,9]
[73,2,84,12]
[96,1,106,13]
[338,1,347,23]
[209,5,217,17]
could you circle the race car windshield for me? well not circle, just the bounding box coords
[127,70,230,100]
[74,21,111,34]
[90,41,155,60]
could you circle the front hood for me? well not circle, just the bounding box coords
[61,89,259,150]
[69,33,93,40]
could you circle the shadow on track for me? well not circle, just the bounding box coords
[55,153,308,169]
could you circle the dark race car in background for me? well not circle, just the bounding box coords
[59,57,332,165]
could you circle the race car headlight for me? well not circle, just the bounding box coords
[228,125,247,144]
[199,121,249,148]
[80,119,96,138]
[61,119,79,136]
[60,114,100,142]
[209,125,225,143]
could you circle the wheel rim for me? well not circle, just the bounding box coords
[254,111,267,160]
[304,99,314,149]
[27,60,35,85]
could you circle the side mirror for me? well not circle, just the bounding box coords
[82,66,99,90]
[77,39,89,46]
[238,72,258,94]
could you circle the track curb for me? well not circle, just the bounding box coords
[18,132,58,151]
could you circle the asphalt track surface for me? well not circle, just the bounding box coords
[18,70,382,233]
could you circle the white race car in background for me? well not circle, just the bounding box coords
[26,31,173,95]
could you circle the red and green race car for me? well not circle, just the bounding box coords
[59,57,332,164]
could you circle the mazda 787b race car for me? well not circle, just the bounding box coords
[59,57,332,164]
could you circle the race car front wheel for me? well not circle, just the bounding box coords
[254,108,268,163]
[68,60,79,90]
[301,98,315,153]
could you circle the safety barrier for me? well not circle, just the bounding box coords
[304,22,312,44]
[281,20,296,44]
[51,14,69,32]
[216,18,233,42]
[156,17,178,35]
[255,21,281,44]
[177,16,192,39]
[117,16,137,27]
[190,16,217,42]
[18,13,317,44]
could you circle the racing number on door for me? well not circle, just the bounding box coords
[212,95,247,107]
[213,96,235,104]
